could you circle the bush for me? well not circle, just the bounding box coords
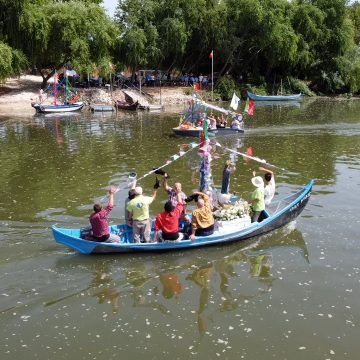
[216,75,240,101]
[287,77,315,97]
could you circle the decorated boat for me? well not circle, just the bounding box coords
[173,96,245,137]
[115,100,139,110]
[31,69,84,113]
[247,91,302,101]
[52,180,313,254]
[173,125,244,137]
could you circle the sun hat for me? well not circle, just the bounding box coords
[134,186,143,195]
[251,176,264,188]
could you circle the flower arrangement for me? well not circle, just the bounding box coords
[213,200,251,221]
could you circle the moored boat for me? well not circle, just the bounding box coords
[52,180,313,254]
[90,104,114,112]
[32,102,84,113]
[247,91,302,101]
[115,100,139,110]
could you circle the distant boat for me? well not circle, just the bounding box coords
[247,91,302,101]
[115,100,138,111]
[173,126,244,137]
[90,104,114,112]
[138,104,163,111]
[31,69,84,113]
[51,180,313,254]
[32,102,84,113]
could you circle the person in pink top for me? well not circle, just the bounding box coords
[89,187,120,243]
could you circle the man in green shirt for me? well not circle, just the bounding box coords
[127,186,157,243]
[250,176,265,223]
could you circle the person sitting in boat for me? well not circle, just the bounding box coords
[231,114,243,130]
[216,115,227,128]
[208,114,217,130]
[250,176,265,223]
[187,192,215,240]
[256,167,276,205]
[154,197,185,243]
[89,187,120,243]
[127,183,159,243]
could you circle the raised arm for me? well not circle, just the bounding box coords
[259,166,274,175]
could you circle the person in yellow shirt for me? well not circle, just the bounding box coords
[127,185,158,243]
[188,192,215,241]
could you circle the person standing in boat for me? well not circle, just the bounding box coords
[89,187,120,243]
[217,160,236,206]
[250,176,265,222]
[257,167,276,205]
[127,183,158,243]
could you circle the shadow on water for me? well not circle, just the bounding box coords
[52,224,308,333]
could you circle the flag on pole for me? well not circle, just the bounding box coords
[209,50,213,59]
[244,98,255,116]
[230,92,240,110]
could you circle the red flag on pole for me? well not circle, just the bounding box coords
[209,50,213,59]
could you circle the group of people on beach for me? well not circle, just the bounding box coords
[87,165,275,245]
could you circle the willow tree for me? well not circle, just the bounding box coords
[21,1,117,87]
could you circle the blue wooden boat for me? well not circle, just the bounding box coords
[247,91,302,101]
[52,180,313,254]
[173,127,244,137]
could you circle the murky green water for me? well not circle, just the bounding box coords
[0,98,359,359]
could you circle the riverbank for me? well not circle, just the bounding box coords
[0,75,192,117]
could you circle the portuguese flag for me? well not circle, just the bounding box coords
[244,98,255,116]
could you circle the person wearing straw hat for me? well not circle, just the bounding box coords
[250,176,265,223]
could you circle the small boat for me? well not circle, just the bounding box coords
[173,126,244,137]
[115,100,138,111]
[139,104,163,111]
[32,102,84,113]
[52,180,313,254]
[247,91,302,101]
[32,69,84,113]
[90,104,114,112]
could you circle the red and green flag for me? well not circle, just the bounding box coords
[244,98,254,116]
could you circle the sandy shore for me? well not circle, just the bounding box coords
[0,75,191,117]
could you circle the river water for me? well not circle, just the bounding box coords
[0,98,359,359]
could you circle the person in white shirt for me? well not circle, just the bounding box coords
[256,167,275,205]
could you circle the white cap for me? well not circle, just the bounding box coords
[134,186,143,195]
[251,176,264,188]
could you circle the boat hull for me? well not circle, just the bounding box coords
[90,104,114,112]
[247,91,302,101]
[32,102,84,113]
[173,127,244,137]
[115,101,138,110]
[52,181,313,254]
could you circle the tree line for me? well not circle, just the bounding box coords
[1,0,360,95]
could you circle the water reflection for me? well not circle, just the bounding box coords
[54,225,308,335]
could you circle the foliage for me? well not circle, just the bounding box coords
[216,75,239,100]
[1,0,360,94]
[288,78,315,97]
